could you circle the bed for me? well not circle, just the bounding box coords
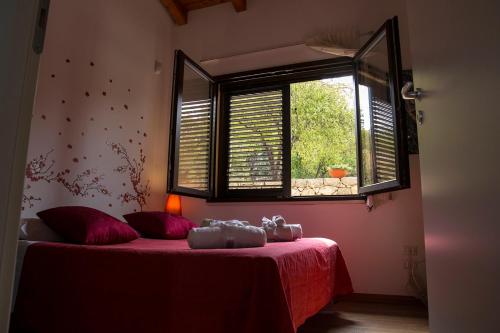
[11,237,352,333]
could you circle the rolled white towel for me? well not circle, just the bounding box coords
[187,223,266,249]
[221,224,266,248]
[287,224,303,240]
[262,215,286,228]
[263,227,275,241]
[261,216,303,242]
[188,227,225,249]
[273,225,302,242]
[210,220,250,228]
[273,215,286,227]
[274,225,293,241]
[201,219,250,227]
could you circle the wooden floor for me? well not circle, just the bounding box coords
[298,299,429,333]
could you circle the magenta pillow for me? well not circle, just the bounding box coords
[37,206,139,245]
[123,212,196,239]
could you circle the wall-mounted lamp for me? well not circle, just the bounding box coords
[165,194,182,216]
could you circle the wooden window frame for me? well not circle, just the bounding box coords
[167,16,410,202]
[353,17,410,195]
[214,58,364,202]
[217,84,291,200]
[167,50,217,199]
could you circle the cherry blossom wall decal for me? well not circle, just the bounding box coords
[22,57,152,215]
[23,150,111,209]
[109,142,151,211]
[22,184,41,210]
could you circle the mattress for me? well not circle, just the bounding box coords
[12,237,352,333]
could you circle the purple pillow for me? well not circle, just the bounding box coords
[37,206,139,245]
[123,212,196,239]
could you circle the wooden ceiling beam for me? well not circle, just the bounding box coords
[160,0,188,25]
[231,0,246,12]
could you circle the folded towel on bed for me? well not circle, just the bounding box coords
[187,227,225,249]
[188,221,266,249]
[201,219,250,228]
[262,215,303,242]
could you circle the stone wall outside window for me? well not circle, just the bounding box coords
[291,177,358,196]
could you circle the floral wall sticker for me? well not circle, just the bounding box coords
[22,54,160,216]
[22,189,41,210]
[109,142,151,211]
[22,149,110,211]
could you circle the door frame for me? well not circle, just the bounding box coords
[0,0,45,329]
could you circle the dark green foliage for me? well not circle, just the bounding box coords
[291,80,357,179]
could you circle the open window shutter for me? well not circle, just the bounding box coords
[168,50,216,198]
[354,17,410,194]
[220,86,291,199]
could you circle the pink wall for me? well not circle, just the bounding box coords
[22,0,173,218]
[184,156,424,295]
[172,0,425,295]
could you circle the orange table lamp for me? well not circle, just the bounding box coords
[165,194,182,216]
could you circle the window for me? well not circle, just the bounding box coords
[290,77,358,197]
[354,17,409,194]
[225,87,290,194]
[167,52,216,198]
[168,17,410,201]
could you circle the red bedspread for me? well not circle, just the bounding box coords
[12,238,352,333]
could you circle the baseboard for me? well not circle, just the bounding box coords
[335,293,425,306]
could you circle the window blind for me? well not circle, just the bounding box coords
[227,89,285,190]
[169,51,215,198]
[177,97,212,191]
[372,97,397,182]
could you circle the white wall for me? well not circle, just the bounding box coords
[173,0,412,70]
[171,0,425,296]
[22,0,173,218]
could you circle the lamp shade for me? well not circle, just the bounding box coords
[165,194,182,216]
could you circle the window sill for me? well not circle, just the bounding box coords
[206,195,366,204]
